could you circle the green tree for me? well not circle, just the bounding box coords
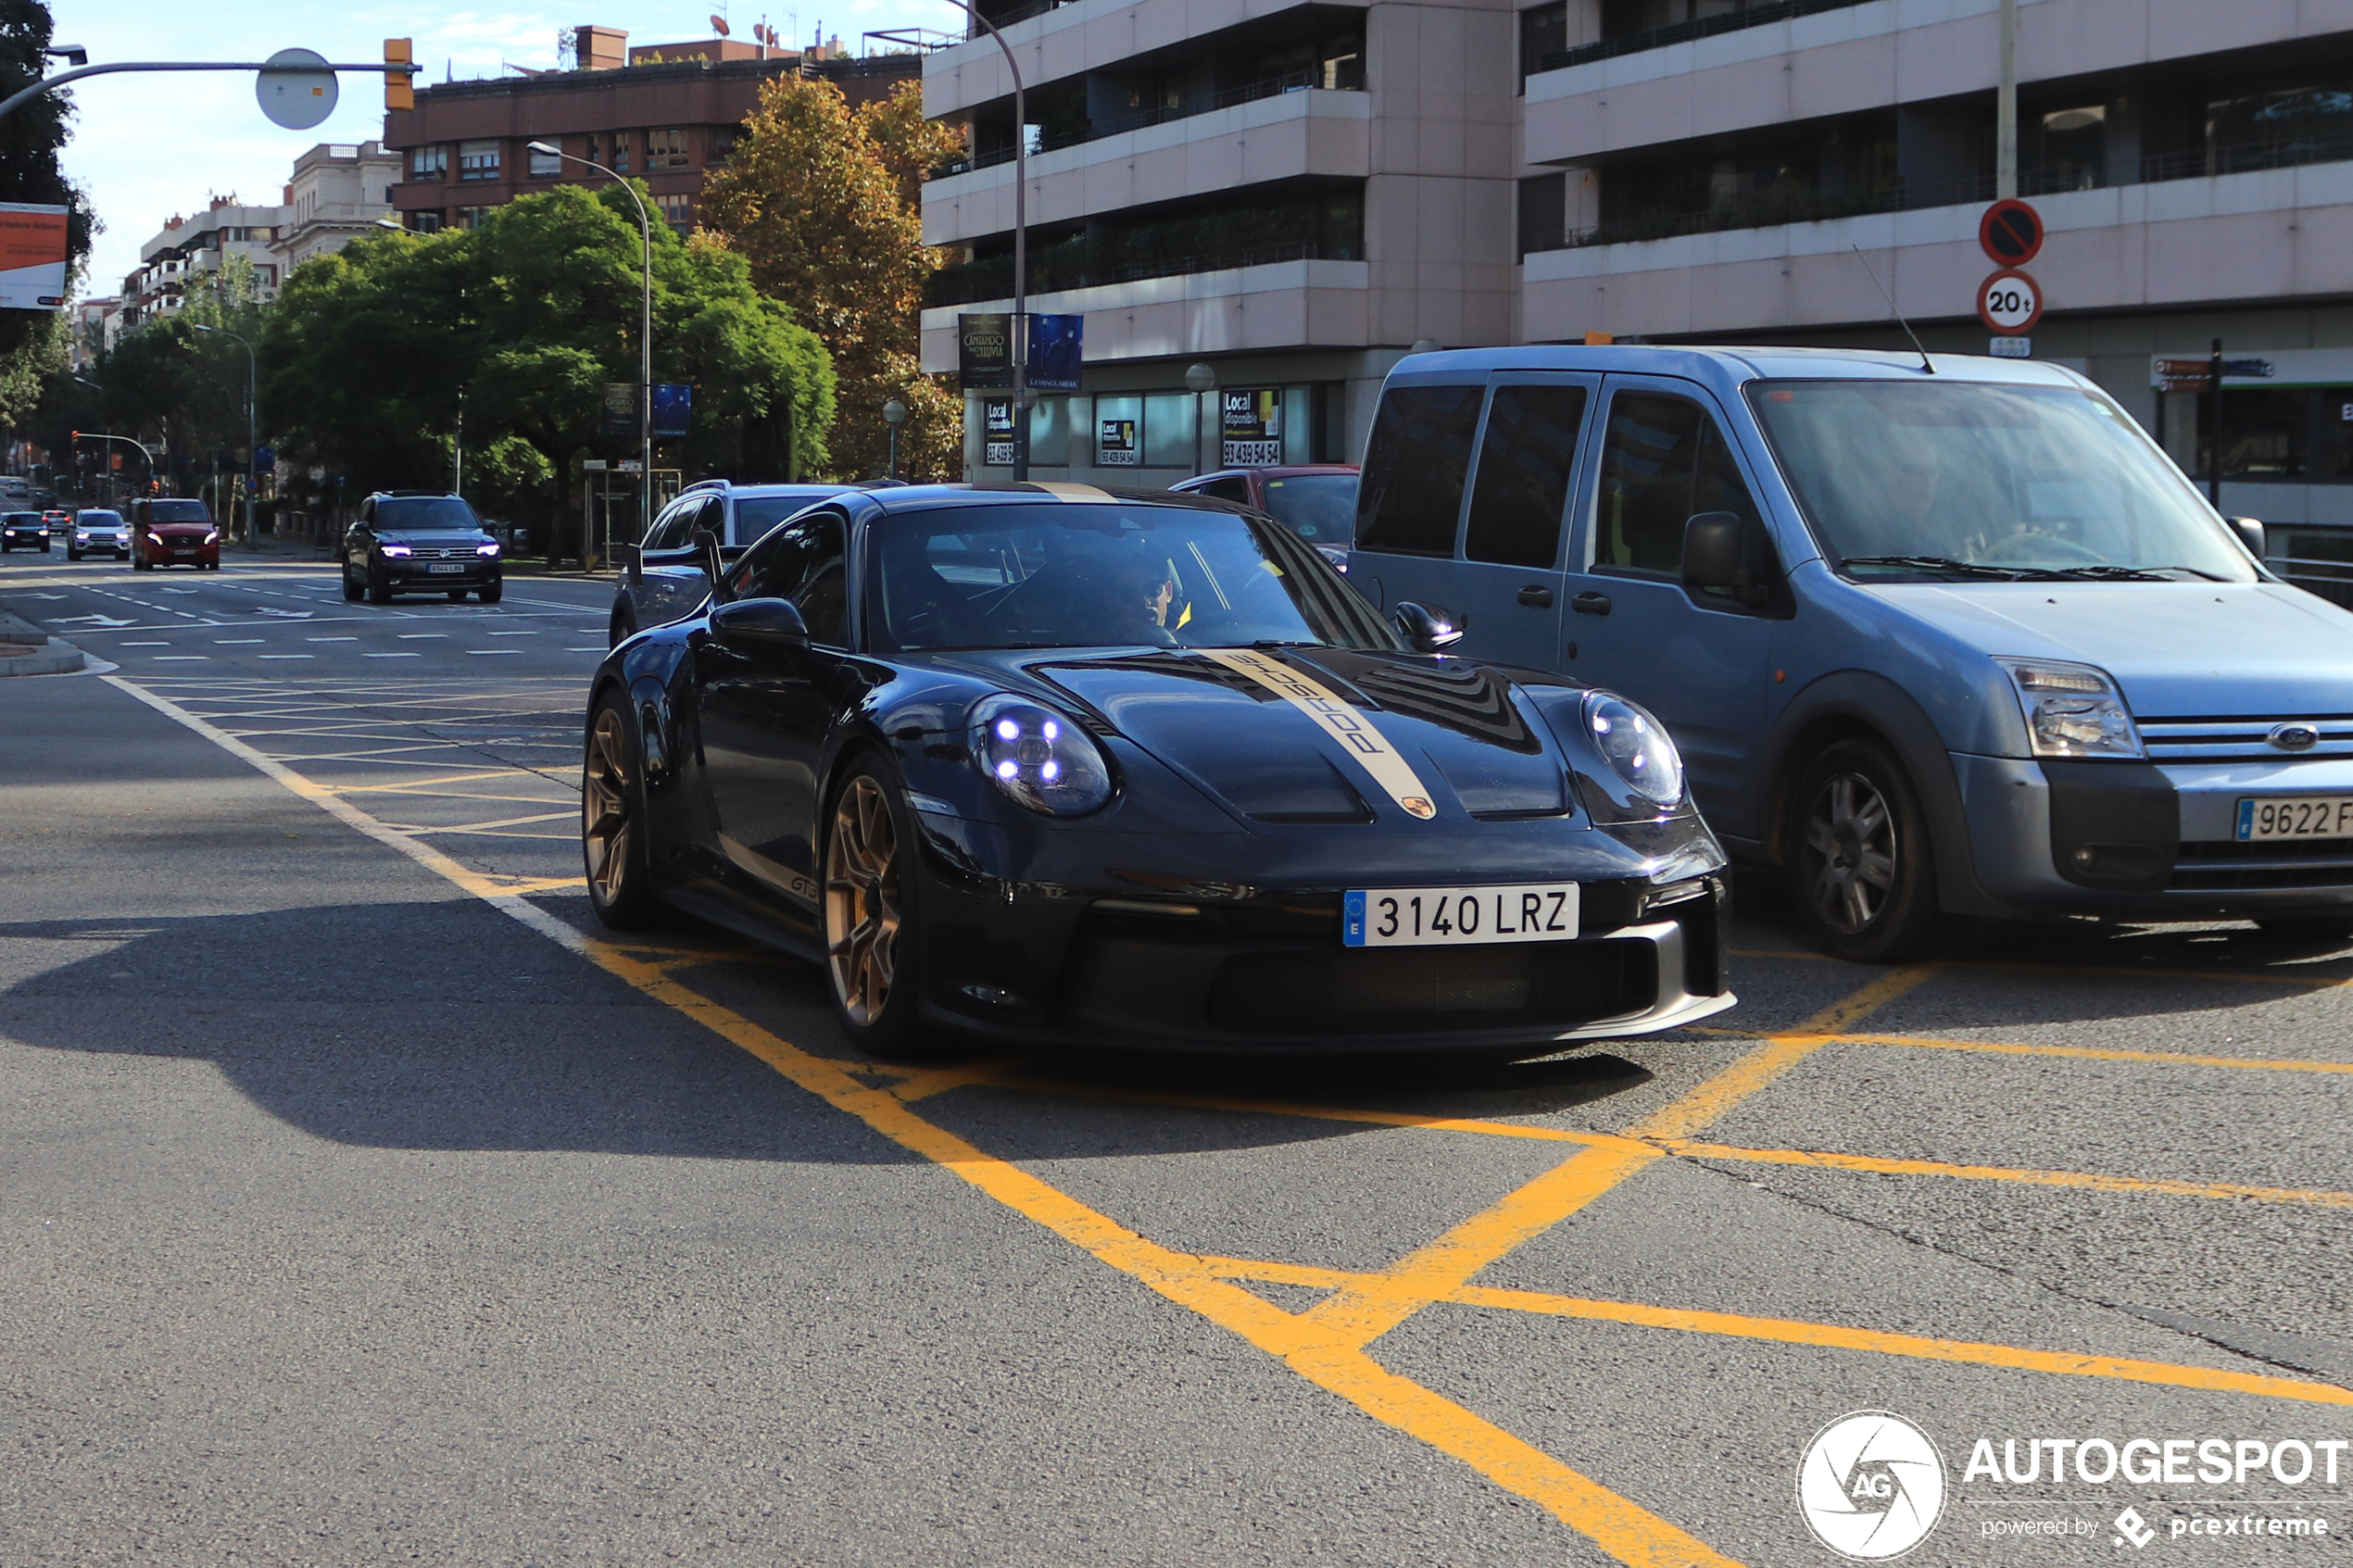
[3,0,95,435]
[700,77,963,480]
[264,183,834,544]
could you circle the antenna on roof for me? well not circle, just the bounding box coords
[1851,245,1934,375]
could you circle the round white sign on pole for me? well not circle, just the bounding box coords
[1976,269,2043,334]
[258,47,338,131]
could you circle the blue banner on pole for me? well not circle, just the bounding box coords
[1026,314,1083,391]
[650,383,692,438]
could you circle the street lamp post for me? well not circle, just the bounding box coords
[1185,362,1216,476]
[189,322,258,549]
[528,141,652,559]
[883,396,908,482]
[933,2,1031,480]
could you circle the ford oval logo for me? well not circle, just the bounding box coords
[2269,721,2322,752]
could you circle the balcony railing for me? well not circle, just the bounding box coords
[2278,548,2353,610]
[927,235,1358,307]
[932,78,1359,179]
[1524,139,2353,254]
[1535,0,1872,76]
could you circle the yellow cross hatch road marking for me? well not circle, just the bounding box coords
[1662,1141,2353,1209]
[1834,1030,2353,1075]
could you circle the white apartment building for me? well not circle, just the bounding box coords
[271,141,402,271]
[122,196,290,329]
[921,0,2353,554]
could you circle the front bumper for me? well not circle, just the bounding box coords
[384,557,501,587]
[903,811,1734,1053]
[1958,752,2353,918]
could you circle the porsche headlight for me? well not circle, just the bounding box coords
[971,695,1113,816]
[1583,692,1684,809]
[1994,659,2144,759]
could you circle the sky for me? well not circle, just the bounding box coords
[54,0,967,296]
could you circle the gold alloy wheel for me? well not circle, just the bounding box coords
[582,709,633,907]
[1805,771,1896,935]
[825,774,903,1027]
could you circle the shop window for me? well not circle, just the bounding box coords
[1144,394,1196,467]
[1096,395,1142,467]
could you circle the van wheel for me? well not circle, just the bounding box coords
[1788,738,1941,962]
[477,583,502,605]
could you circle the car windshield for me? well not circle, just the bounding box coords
[1256,473,1356,544]
[375,496,478,531]
[146,500,210,524]
[5,512,38,523]
[1747,381,2254,582]
[78,512,120,527]
[872,504,1398,653]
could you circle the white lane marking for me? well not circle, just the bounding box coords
[308,636,357,642]
[258,655,315,660]
[466,649,524,656]
[152,656,208,661]
[485,630,535,636]
[365,652,422,659]
[398,633,447,639]
[99,676,593,951]
[1195,648,1441,822]
[214,638,264,645]
[566,646,605,652]
[120,641,169,646]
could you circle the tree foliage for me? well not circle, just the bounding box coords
[700,78,963,480]
[260,183,834,529]
[0,0,93,429]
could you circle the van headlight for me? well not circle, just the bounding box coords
[971,695,1114,816]
[1995,659,2144,759]
[1583,692,1684,808]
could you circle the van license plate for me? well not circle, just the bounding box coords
[2237,797,2353,841]
[1343,884,1580,947]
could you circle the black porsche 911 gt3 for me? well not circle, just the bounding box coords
[581,483,1735,1056]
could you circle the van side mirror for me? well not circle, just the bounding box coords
[1392,600,1464,653]
[2229,516,2267,561]
[1680,511,1783,610]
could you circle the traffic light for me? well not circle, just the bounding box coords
[384,39,414,112]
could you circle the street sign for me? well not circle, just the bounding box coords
[257,48,338,131]
[1979,198,2044,266]
[1976,269,2042,334]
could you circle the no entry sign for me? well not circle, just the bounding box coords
[1979,199,2044,266]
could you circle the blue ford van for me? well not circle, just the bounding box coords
[1349,346,2353,960]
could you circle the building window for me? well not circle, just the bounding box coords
[710,126,739,162]
[1517,173,1567,257]
[528,142,561,179]
[457,141,501,182]
[406,211,444,233]
[1521,3,1569,88]
[455,207,490,231]
[609,131,631,172]
[409,145,447,181]
[646,128,688,169]
[658,193,694,233]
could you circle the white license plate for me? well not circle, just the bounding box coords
[1343,884,1580,947]
[426,562,465,573]
[2237,796,2353,841]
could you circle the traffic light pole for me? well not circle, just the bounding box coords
[0,58,418,122]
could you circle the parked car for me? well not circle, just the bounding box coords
[1349,345,2353,960]
[341,491,503,603]
[608,480,864,646]
[1169,465,1359,569]
[1,510,47,552]
[579,483,1731,1056]
[130,497,220,570]
[68,509,129,560]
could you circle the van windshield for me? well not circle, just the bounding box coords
[1747,381,2254,582]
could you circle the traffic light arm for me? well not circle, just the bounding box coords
[70,432,157,475]
[0,59,420,123]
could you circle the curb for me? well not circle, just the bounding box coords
[0,610,85,676]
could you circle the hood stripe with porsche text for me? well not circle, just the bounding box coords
[1198,648,1439,821]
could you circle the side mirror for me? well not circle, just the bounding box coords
[619,541,642,585]
[2229,516,2267,562]
[710,596,808,646]
[1392,600,1464,653]
[1680,510,1780,609]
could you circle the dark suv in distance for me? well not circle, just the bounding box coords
[0,510,47,552]
[342,492,504,604]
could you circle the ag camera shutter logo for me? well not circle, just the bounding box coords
[1797,1411,1948,1559]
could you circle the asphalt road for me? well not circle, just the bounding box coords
[4,551,2351,1568]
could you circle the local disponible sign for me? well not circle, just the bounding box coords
[982,399,1016,467]
[1221,389,1283,468]
[0,204,70,310]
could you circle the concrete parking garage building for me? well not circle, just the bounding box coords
[921,0,2353,565]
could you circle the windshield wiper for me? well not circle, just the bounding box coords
[2039,565,2174,583]
[1839,555,2060,581]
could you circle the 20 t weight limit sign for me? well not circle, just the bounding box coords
[1977,269,2043,334]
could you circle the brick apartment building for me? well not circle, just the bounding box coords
[384,26,919,236]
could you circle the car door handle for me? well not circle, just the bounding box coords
[1572,591,1613,617]
[1516,584,1555,608]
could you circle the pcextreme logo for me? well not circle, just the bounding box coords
[1797,1411,1950,1560]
